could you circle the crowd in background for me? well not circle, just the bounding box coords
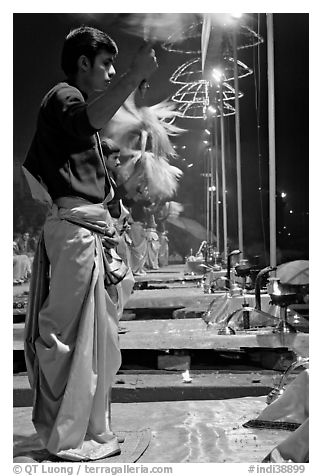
[13,213,170,285]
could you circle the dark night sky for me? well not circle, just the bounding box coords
[13,13,309,254]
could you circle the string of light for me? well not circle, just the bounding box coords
[162,18,264,55]
[170,57,253,85]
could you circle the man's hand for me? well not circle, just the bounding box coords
[102,226,121,249]
[130,42,158,80]
[87,42,157,129]
[102,235,121,249]
[123,161,148,198]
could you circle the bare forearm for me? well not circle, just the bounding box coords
[87,42,158,129]
[87,71,142,129]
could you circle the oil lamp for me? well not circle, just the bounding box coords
[267,277,297,333]
[226,249,242,293]
[235,258,252,329]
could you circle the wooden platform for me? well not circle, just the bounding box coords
[133,263,202,283]
[13,265,270,312]
[14,318,309,355]
[125,287,271,312]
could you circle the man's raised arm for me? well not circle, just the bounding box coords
[87,43,158,129]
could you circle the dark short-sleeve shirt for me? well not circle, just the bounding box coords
[24,82,108,203]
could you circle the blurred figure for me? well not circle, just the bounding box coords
[158,230,169,267]
[128,221,147,276]
[145,214,160,270]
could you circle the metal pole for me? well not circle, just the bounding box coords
[210,146,214,245]
[220,85,228,263]
[214,115,220,252]
[267,13,277,267]
[232,29,244,256]
[205,148,210,246]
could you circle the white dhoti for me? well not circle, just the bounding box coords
[112,200,132,271]
[24,197,133,461]
[128,222,147,275]
[117,233,132,269]
[145,229,160,270]
[158,235,169,267]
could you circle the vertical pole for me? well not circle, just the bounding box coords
[220,85,228,263]
[210,144,214,245]
[232,29,244,256]
[205,148,210,246]
[267,13,277,267]
[214,115,220,252]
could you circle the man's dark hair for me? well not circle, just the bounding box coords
[101,139,120,157]
[61,26,118,76]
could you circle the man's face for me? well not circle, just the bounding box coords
[86,50,116,93]
[105,152,121,173]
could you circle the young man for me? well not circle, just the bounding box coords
[23,26,157,461]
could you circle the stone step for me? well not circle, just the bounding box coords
[13,397,290,463]
[14,370,278,407]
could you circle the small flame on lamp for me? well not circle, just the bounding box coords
[182,370,192,383]
[273,280,281,295]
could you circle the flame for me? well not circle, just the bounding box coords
[182,370,192,382]
[273,280,281,295]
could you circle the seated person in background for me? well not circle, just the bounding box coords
[17,231,34,257]
[13,233,32,284]
[27,227,40,254]
[13,234,20,255]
